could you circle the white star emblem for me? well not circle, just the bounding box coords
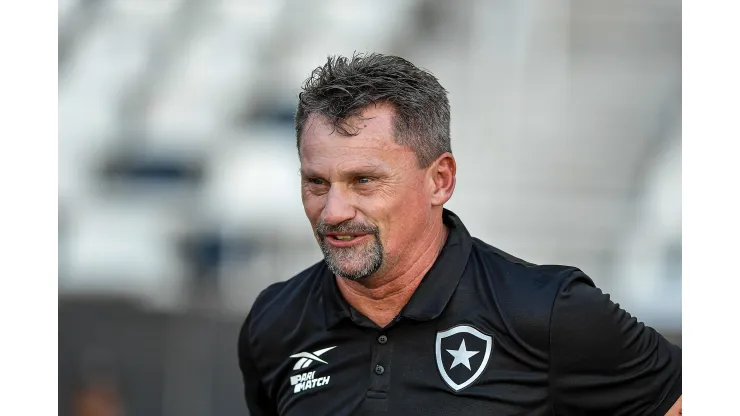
[446,339,480,370]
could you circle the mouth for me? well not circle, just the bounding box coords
[323,233,371,247]
[329,233,361,241]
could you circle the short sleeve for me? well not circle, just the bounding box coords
[238,313,279,416]
[549,271,682,415]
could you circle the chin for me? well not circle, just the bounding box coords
[322,241,384,281]
[335,265,374,281]
[326,258,381,282]
[337,272,371,282]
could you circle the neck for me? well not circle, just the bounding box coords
[335,215,449,328]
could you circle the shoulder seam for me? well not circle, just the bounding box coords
[471,237,538,267]
[250,260,326,319]
[546,268,580,415]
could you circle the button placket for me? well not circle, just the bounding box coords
[367,330,392,401]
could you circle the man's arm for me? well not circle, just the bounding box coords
[665,396,682,416]
[238,314,278,416]
[549,271,682,415]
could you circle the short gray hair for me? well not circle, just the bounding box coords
[294,53,451,167]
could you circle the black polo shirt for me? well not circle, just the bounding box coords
[238,209,682,416]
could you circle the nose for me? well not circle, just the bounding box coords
[321,186,356,226]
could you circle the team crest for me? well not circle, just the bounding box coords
[435,325,493,392]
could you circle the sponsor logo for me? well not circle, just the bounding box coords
[289,370,331,394]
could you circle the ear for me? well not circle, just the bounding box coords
[429,153,456,206]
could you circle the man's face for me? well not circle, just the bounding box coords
[299,104,434,282]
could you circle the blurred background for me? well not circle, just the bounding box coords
[58,0,681,415]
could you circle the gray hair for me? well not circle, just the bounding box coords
[294,53,451,168]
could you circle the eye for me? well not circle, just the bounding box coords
[309,178,325,185]
[357,177,372,184]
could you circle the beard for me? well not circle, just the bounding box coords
[316,220,383,281]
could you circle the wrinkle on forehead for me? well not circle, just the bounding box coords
[301,103,398,142]
[300,139,415,172]
[299,104,419,177]
[301,136,402,155]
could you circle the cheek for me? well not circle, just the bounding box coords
[379,173,429,208]
[377,182,430,240]
[394,178,430,213]
[301,193,325,222]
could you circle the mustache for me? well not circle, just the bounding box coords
[316,220,379,236]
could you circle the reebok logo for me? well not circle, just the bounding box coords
[289,346,336,370]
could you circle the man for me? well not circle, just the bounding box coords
[238,53,682,415]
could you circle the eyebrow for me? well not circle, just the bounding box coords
[300,163,388,179]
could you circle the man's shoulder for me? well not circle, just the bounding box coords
[469,236,589,291]
[467,237,595,349]
[242,260,327,341]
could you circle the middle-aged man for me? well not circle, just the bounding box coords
[238,53,682,416]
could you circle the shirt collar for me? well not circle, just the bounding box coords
[322,209,473,328]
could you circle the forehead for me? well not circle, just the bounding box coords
[299,104,415,171]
